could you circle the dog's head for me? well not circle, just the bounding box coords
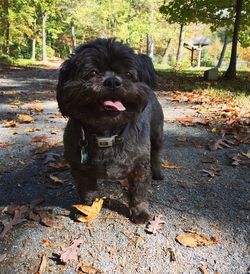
[57,38,157,132]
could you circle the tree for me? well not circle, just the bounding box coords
[160,0,250,79]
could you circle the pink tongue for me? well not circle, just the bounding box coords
[103,100,126,111]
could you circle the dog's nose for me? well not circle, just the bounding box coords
[103,77,122,89]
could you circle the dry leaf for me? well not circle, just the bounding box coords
[4,120,18,128]
[36,254,47,274]
[17,114,34,123]
[48,159,69,170]
[35,143,51,154]
[73,198,104,222]
[209,138,234,150]
[38,211,54,227]
[31,135,48,143]
[229,152,250,167]
[161,160,182,169]
[145,215,165,234]
[199,263,209,274]
[76,262,101,274]
[60,238,84,264]
[176,117,193,123]
[167,248,176,262]
[25,128,40,133]
[49,175,65,184]
[176,231,219,247]
[203,168,221,178]
[0,253,7,263]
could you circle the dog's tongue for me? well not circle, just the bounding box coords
[103,100,126,111]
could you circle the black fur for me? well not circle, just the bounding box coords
[57,38,164,224]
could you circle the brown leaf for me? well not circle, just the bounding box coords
[0,253,7,263]
[176,117,193,123]
[4,120,19,128]
[60,238,84,264]
[145,215,165,234]
[49,175,65,184]
[35,143,51,154]
[31,135,48,143]
[76,262,101,274]
[229,152,250,167]
[48,159,70,170]
[203,168,221,178]
[17,114,34,123]
[29,211,41,222]
[176,231,219,247]
[25,128,41,133]
[36,254,47,274]
[38,211,54,227]
[199,263,209,274]
[209,138,234,150]
[161,160,182,169]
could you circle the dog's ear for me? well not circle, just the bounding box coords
[56,59,73,116]
[137,54,158,88]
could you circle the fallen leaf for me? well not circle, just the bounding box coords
[176,231,219,247]
[201,156,218,164]
[4,120,19,128]
[0,253,7,263]
[35,143,51,154]
[76,262,101,274]
[199,263,209,274]
[145,215,165,234]
[203,168,221,178]
[209,138,234,150]
[29,104,43,113]
[48,159,69,170]
[119,179,129,188]
[17,114,34,123]
[167,247,176,262]
[36,254,47,274]
[38,211,54,227]
[49,175,65,184]
[29,211,41,222]
[161,160,182,169]
[25,128,41,133]
[176,117,193,123]
[60,238,84,264]
[31,135,48,143]
[73,198,104,222]
[41,239,53,248]
[229,152,250,167]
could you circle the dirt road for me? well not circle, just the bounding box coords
[0,66,249,274]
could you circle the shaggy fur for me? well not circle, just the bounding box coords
[57,38,164,224]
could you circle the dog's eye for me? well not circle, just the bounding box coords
[88,70,98,78]
[125,72,133,78]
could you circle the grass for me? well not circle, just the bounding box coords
[156,64,250,109]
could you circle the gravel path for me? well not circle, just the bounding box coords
[0,66,249,274]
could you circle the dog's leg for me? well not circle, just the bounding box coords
[151,130,164,180]
[71,168,98,205]
[128,163,151,224]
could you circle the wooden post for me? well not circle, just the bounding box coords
[197,44,202,67]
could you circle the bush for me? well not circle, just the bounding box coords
[0,54,15,66]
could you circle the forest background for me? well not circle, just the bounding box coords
[0,0,250,78]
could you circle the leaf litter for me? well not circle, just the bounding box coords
[176,230,220,247]
[145,215,165,234]
[59,237,84,264]
[73,198,104,222]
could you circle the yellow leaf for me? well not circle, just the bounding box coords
[161,160,182,169]
[211,127,217,133]
[176,231,219,247]
[4,120,19,128]
[73,198,104,222]
[17,114,34,123]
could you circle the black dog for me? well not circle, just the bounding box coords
[56,38,164,224]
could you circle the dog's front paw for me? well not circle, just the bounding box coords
[152,170,164,180]
[130,203,150,224]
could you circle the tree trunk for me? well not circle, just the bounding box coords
[71,20,76,53]
[3,0,10,55]
[31,18,36,61]
[161,38,171,64]
[113,14,116,37]
[146,34,154,59]
[42,11,47,63]
[216,29,229,68]
[224,0,243,79]
[176,24,184,62]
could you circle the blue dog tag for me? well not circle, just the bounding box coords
[81,147,89,164]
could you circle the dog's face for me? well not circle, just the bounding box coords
[57,39,156,132]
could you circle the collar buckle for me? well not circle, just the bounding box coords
[96,135,123,147]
